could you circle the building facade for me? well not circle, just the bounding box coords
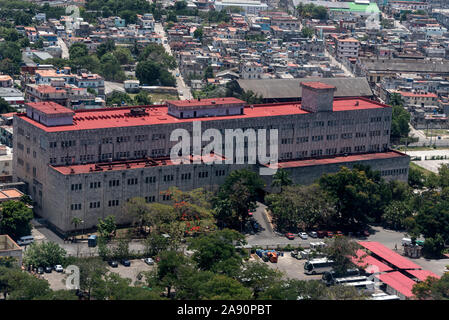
[13,82,409,234]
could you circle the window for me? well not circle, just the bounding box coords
[355,132,367,138]
[127,178,138,185]
[312,135,323,141]
[198,171,209,178]
[109,180,120,187]
[355,145,366,152]
[327,134,338,141]
[162,194,172,201]
[313,121,325,127]
[89,201,101,209]
[116,136,130,143]
[340,147,351,153]
[102,137,112,144]
[108,200,119,207]
[325,148,337,155]
[71,183,82,191]
[181,173,191,180]
[152,133,166,141]
[215,170,226,177]
[135,134,148,142]
[134,150,147,158]
[61,140,76,148]
[145,176,156,183]
[370,130,381,137]
[296,136,309,143]
[341,133,353,139]
[90,181,101,189]
[281,138,293,144]
[145,196,155,203]
[163,175,173,182]
[71,204,82,210]
[49,141,57,148]
[328,120,338,126]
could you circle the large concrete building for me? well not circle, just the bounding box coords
[13,82,409,235]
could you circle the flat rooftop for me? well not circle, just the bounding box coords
[51,154,227,175]
[0,188,24,201]
[17,97,389,133]
[274,151,407,169]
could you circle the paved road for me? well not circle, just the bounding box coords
[405,149,449,173]
[104,81,125,96]
[154,22,193,100]
[408,126,449,147]
[324,47,355,78]
[57,37,69,59]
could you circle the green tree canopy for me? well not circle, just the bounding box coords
[0,200,33,239]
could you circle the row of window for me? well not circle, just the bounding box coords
[381,168,408,176]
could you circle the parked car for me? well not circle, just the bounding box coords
[54,265,63,272]
[362,230,370,237]
[37,267,44,274]
[308,231,318,238]
[335,231,343,237]
[120,259,131,267]
[45,266,52,273]
[285,233,295,240]
[17,235,34,246]
[298,232,308,240]
[108,261,118,268]
[143,258,154,265]
[317,231,326,238]
[326,231,334,238]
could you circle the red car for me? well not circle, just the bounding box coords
[335,231,343,237]
[285,233,295,240]
[317,231,326,238]
[326,231,334,238]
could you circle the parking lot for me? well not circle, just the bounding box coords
[41,270,68,291]
[253,253,322,281]
[106,259,155,284]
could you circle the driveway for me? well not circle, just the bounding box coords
[154,22,192,99]
[404,149,449,173]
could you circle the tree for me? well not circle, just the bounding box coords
[136,60,161,86]
[97,215,116,239]
[319,166,384,229]
[271,168,292,192]
[382,200,412,230]
[193,27,203,41]
[323,236,358,275]
[24,242,67,268]
[413,273,449,300]
[0,200,33,239]
[237,261,283,298]
[106,91,134,106]
[134,91,152,105]
[113,47,133,65]
[0,98,15,114]
[199,274,252,300]
[144,233,169,257]
[0,266,52,300]
[96,39,116,58]
[100,53,126,81]
[204,65,214,80]
[188,229,245,277]
[217,169,265,230]
[408,166,425,189]
[124,197,151,233]
[77,257,108,300]
[69,42,88,60]
[155,250,189,298]
[112,238,130,260]
[301,26,314,38]
[71,217,83,239]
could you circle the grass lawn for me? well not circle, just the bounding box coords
[410,162,433,177]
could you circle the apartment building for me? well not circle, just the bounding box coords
[13,82,409,234]
[334,35,360,59]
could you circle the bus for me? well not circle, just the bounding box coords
[343,280,375,293]
[304,258,334,275]
[334,276,368,285]
[322,268,361,285]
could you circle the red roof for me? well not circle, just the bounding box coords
[351,249,394,273]
[358,241,422,270]
[376,272,416,298]
[399,91,437,98]
[25,102,74,116]
[405,269,440,281]
[17,97,388,133]
[274,151,407,169]
[51,154,226,175]
[167,97,245,107]
[301,81,336,90]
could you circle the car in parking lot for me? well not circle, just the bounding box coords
[326,231,334,238]
[45,266,52,273]
[285,233,295,240]
[54,265,64,272]
[108,261,118,268]
[317,231,326,238]
[298,232,308,240]
[120,259,131,267]
[335,231,343,237]
[308,231,318,238]
[143,258,154,265]
[37,267,44,274]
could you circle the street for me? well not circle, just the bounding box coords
[57,37,69,59]
[324,47,355,77]
[154,22,193,99]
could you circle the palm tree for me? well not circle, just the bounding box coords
[271,169,292,192]
[71,217,83,243]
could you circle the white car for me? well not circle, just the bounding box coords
[308,231,318,238]
[298,232,308,240]
[54,265,63,272]
[143,258,154,265]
